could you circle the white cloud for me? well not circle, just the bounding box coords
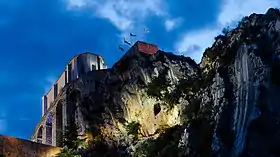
[218,0,279,26]
[175,28,221,63]
[67,0,167,31]
[175,0,280,63]
[67,0,86,8]
[165,18,181,31]
[66,0,181,42]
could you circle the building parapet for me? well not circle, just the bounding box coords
[31,40,159,147]
[0,134,61,157]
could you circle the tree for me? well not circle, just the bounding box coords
[63,118,79,150]
[56,147,82,157]
[222,26,230,35]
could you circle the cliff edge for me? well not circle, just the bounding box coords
[44,8,280,157]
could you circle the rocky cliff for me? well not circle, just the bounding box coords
[59,8,280,157]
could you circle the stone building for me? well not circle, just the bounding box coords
[30,41,159,148]
[31,52,107,146]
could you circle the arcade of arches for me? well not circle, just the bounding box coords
[33,101,64,147]
[32,90,81,147]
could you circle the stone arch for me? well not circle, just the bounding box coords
[69,89,81,103]
[37,126,43,143]
[68,89,81,115]
[56,101,63,147]
[67,89,82,135]
[46,113,53,145]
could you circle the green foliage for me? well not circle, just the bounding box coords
[182,98,201,124]
[134,139,156,157]
[146,69,180,109]
[219,41,239,66]
[180,100,215,156]
[155,124,170,134]
[92,134,102,143]
[200,68,216,89]
[146,70,170,99]
[126,121,141,138]
[61,117,89,153]
[204,24,245,64]
[134,126,182,157]
[182,99,214,125]
[214,34,227,42]
[174,71,213,97]
[222,26,230,35]
[63,120,79,150]
[238,16,249,28]
[162,92,180,109]
[204,47,217,60]
[76,138,88,149]
[56,147,82,157]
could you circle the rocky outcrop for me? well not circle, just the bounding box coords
[50,8,280,157]
[188,8,280,157]
[61,43,199,156]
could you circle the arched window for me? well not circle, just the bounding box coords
[37,126,43,144]
[56,102,63,146]
[46,113,53,145]
[92,64,97,70]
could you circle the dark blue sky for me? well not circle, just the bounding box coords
[0,0,278,139]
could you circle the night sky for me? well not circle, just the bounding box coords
[0,0,279,140]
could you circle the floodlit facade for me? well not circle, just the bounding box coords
[41,52,107,117]
[31,41,158,147]
[31,52,107,147]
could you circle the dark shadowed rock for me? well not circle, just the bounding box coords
[38,8,280,157]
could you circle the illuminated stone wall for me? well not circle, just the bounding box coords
[0,135,61,157]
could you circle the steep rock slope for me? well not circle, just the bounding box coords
[62,45,198,156]
[59,8,280,157]
[191,8,280,157]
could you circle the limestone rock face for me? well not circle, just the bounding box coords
[58,8,280,157]
[189,8,280,157]
[62,47,198,155]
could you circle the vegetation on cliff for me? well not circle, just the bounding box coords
[55,8,280,157]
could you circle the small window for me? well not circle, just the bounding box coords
[68,63,72,82]
[64,70,67,84]
[54,84,58,99]
[97,56,101,70]
[92,64,97,70]
[44,96,48,114]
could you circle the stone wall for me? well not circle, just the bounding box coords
[31,69,109,147]
[0,135,61,157]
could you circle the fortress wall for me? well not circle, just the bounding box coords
[56,70,66,95]
[0,135,61,157]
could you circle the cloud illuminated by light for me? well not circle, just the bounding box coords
[175,0,280,63]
